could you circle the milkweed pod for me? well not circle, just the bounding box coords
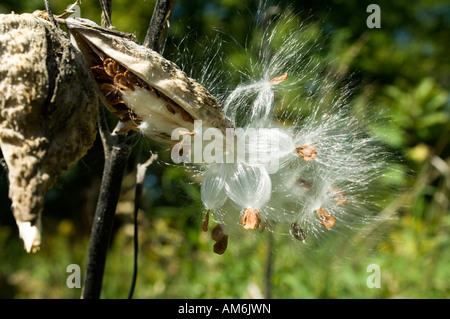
[0,13,98,252]
[65,17,233,140]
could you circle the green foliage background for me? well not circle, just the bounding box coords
[0,0,448,298]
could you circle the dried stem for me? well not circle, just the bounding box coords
[99,0,113,28]
[143,0,176,52]
[81,129,134,299]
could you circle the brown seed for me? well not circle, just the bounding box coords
[269,73,288,85]
[241,208,261,230]
[99,83,124,105]
[99,82,117,95]
[296,178,313,191]
[165,104,176,114]
[329,187,347,205]
[291,222,307,242]
[113,110,129,116]
[202,210,210,232]
[114,73,135,91]
[112,103,130,116]
[317,208,335,230]
[90,65,111,82]
[119,115,131,123]
[213,234,228,255]
[123,70,138,86]
[211,224,225,241]
[296,146,317,161]
[179,108,195,124]
[103,58,120,77]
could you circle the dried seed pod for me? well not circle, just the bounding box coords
[290,222,307,242]
[329,187,347,205]
[241,208,261,230]
[0,13,99,252]
[317,208,336,230]
[296,146,317,161]
[66,18,234,140]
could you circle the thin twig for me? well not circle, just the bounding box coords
[264,231,274,299]
[143,0,176,52]
[127,153,158,299]
[99,0,113,28]
[44,0,59,28]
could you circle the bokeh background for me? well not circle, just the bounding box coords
[0,0,448,298]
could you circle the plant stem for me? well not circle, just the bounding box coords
[265,231,274,299]
[81,121,135,299]
[143,0,176,52]
[127,154,158,299]
[81,0,137,299]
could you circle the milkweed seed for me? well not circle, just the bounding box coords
[179,108,195,124]
[290,222,307,242]
[317,207,335,229]
[99,82,117,95]
[296,146,317,161]
[269,73,288,85]
[213,234,228,255]
[112,103,129,116]
[90,65,110,81]
[103,58,120,77]
[165,104,176,114]
[296,178,313,191]
[211,224,225,241]
[241,208,261,230]
[329,187,347,205]
[114,73,135,91]
[202,210,210,232]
